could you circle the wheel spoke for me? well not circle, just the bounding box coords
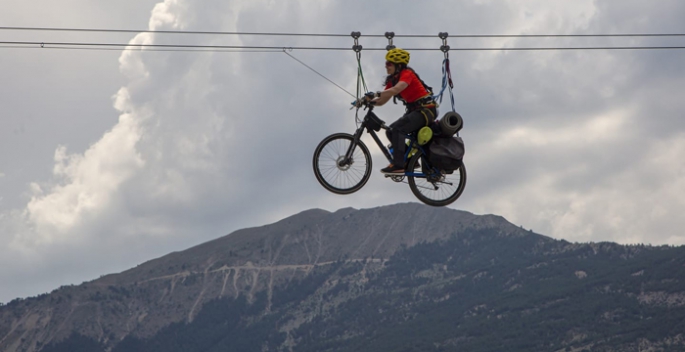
[408,158,466,206]
[314,134,372,194]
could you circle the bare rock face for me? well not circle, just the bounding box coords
[3,203,685,352]
[1,203,522,352]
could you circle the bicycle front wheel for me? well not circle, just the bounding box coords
[313,133,372,195]
[407,154,467,207]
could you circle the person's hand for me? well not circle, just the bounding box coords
[352,92,378,108]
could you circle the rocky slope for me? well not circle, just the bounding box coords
[1,203,521,352]
[2,203,685,352]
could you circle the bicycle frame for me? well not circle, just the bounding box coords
[341,105,431,178]
[313,102,465,206]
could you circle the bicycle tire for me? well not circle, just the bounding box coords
[313,133,372,195]
[407,153,467,206]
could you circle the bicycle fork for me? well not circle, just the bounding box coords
[342,124,395,168]
[340,126,366,167]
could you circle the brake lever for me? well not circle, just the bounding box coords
[350,99,369,110]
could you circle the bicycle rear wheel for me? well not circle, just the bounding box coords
[407,154,467,206]
[313,133,372,194]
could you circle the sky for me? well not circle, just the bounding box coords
[1,0,684,303]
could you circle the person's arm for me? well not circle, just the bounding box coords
[373,81,408,106]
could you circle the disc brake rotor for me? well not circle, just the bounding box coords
[336,156,352,171]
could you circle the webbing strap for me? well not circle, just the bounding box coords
[433,58,456,112]
[355,54,368,100]
[420,108,435,126]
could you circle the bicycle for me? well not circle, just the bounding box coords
[312,99,466,207]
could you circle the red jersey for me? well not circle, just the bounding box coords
[385,69,431,104]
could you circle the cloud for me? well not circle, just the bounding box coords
[2,0,685,302]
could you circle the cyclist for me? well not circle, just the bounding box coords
[360,48,437,174]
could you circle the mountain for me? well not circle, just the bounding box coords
[2,203,685,352]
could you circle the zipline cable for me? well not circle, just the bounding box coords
[0,45,284,53]
[0,26,353,37]
[2,26,685,38]
[2,41,685,51]
[282,49,356,98]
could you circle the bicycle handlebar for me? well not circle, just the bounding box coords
[350,92,377,109]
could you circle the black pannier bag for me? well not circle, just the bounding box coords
[428,135,465,171]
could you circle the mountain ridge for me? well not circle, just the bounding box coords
[6,203,682,352]
[0,203,532,352]
[96,203,525,287]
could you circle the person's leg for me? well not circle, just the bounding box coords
[388,110,427,166]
